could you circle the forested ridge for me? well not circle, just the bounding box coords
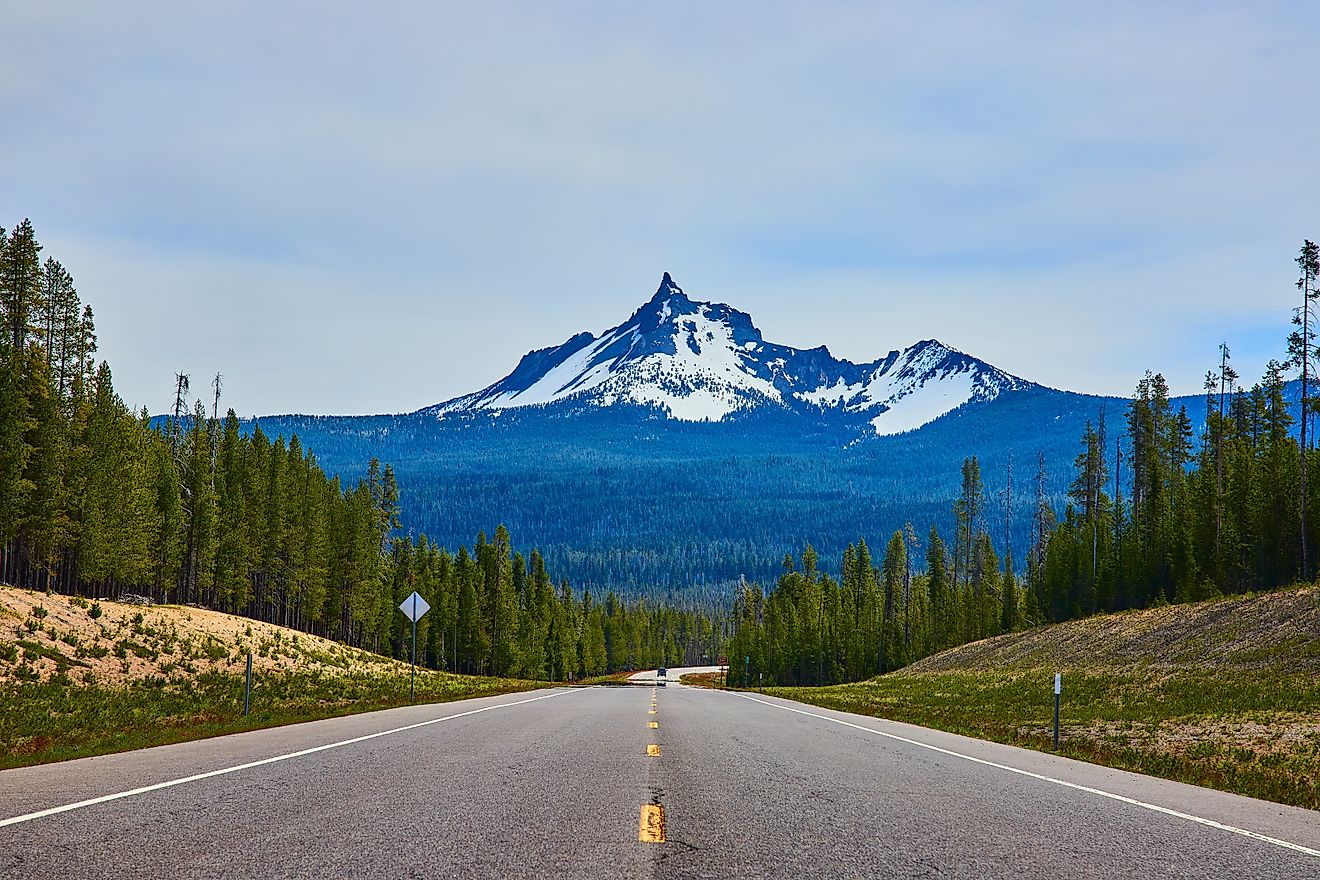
[0,219,720,679]
[248,386,1136,595]
[726,241,1320,686]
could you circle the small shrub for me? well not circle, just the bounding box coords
[32,606,48,620]
[69,595,89,609]
[88,602,103,620]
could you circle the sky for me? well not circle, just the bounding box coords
[2,1,1318,416]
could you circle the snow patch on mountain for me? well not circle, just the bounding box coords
[800,377,865,407]
[870,370,978,436]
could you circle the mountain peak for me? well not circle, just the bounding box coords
[650,271,686,304]
[427,274,1032,433]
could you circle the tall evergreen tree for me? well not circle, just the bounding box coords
[1289,239,1320,579]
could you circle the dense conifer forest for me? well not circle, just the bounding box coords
[248,387,1146,595]
[726,241,1320,686]
[0,219,720,679]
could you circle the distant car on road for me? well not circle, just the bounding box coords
[657,667,667,686]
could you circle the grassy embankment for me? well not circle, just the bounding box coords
[579,670,637,685]
[0,587,541,769]
[763,587,1320,810]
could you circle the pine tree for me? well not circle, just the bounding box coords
[1,219,43,351]
[1000,548,1019,633]
[926,525,952,649]
[880,531,905,671]
[1289,240,1320,580]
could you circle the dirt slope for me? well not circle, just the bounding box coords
[0,586,401,686]
[904,586,1320,676]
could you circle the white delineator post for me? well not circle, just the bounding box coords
[1053,672,1062,750]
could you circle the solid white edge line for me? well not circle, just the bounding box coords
[734,693,1320,860]
[0,688,580,830]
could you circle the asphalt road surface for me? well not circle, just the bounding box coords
[2,681,1318,879]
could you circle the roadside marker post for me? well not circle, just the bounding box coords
[1053,672,1061,750]
[243,651,252,717]
[398,591,431,701]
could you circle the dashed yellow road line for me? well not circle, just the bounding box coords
[647,744,661,757]
[649,721,659,729]
[648,709,657,715]
[639,804,665,843]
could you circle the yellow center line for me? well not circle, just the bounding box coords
[648,709,657,715]
[649,721,658,728]
[639,804,666,843]
[647,744,661,757]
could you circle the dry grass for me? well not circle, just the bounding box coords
[679,671,724,689]
[0,587,392,685]
[904,586,1320,676]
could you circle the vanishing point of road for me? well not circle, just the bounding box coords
[2,670,1317,879]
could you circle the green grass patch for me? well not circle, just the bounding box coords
[578,670,637,685]
[0,669,544,769]
[17,639,90,671]
[764,668,1320,810]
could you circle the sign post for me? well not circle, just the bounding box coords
[1053,672,1062,750]
[399,591,431,701]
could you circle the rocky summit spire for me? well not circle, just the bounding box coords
[651,271,684,302]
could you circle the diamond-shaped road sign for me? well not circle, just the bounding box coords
[399,591,430,623]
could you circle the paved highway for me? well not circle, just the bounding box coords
[1,680,1318,878]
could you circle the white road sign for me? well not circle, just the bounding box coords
[399,591,430,623]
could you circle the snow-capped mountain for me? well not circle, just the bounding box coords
[426,274,1034,436]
